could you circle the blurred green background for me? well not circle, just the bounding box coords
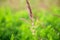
[0,0,60,40]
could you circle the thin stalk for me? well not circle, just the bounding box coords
[26,0,36,36]
[26,0,33,21]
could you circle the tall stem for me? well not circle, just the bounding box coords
[26,0,35,36]
[26,0,33,21]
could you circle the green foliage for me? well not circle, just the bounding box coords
[0,6,60,40]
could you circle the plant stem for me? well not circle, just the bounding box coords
[26,0,36,36]
[26,0,33,21]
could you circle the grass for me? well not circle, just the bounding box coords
[0,6,60,40]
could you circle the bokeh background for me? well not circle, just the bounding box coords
[0,0,60,40]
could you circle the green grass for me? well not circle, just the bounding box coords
[0,6,60,40]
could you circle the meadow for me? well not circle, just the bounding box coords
[0,1,60,40]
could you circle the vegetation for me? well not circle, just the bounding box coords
[0,0,60,40]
